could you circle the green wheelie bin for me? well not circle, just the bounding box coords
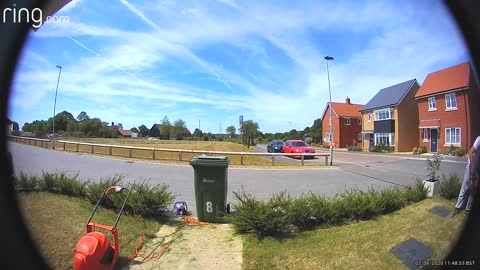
[190,155,230,222]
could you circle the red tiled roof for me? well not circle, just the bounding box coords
[415,62,470,98]
[117,129,133,136]
[331,102,364,117]
[419,119,440,128]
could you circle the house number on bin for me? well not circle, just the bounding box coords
[206,201,213,213]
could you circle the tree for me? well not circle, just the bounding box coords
[130,127,139,133]
[226,125,236,138]
[77,111,90,122]
[240,120,259,147]
[193,128,203,137]
[138,124,149,137]
[80,118,102,137]
[310,118,322,143]
[172,119,186,139]
[159,116,172,139]
[11,121,19,131]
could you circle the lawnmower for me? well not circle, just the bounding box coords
[73,186,130,270]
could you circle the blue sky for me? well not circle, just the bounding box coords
[8,0,468,133]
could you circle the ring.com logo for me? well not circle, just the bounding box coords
[2,2,69,29]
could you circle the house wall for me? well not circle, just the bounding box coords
[361,111,374,150]
[322,106,340,147]
[339,117,362,148]
[396,83,420,152]
[417,90,469,152]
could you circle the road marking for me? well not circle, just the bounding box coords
[340,167,408,188]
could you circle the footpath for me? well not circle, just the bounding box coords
[122,217,243,270]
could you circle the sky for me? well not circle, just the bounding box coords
[8,0,469,134]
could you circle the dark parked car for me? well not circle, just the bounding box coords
[267,140,285,153]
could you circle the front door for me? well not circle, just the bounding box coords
[430,129,438,153]
[369,134,374,150]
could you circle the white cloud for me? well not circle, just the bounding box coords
[13,0,468,132]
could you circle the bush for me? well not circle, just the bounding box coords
[371,143,392,153]
[203,134,209,141]
[127,180,174,218]
[16,172,175,220]
[455,148,466,157]
[404,180,428,203]
[16,173,39,190]
[440,174,462,200]
[413,146,427,155]
[229,183,428,237]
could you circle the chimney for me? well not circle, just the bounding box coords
[345,97,351,105]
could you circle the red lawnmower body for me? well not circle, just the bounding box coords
[73,186,130,270]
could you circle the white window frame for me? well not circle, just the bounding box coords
[423,128,429,142]
[374,109,393,121]
[428,97,436,111]
[445,127,461,145]
[368,113,371,122]
[325,133,332,142]
[445,93,457,110]
[374,133,395,146]
[345,118,351,125]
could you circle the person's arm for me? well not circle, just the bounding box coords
[468,145,476,177]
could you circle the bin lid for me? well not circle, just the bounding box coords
[189,155,229,167]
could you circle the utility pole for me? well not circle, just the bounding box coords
[325,56,334,165]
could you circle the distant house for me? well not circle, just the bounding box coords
[321,97,364,148]
[149,124,191,139]
[360,79,420,152]
[117,129,133,138]
[415,62,480,153]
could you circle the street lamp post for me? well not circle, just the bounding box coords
[325,56,334,165]
[52,65,62,149]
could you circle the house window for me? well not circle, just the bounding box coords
[358,133,362,141]
[423,128,429,141]
[345,118,351,125]
[374,109,393,120]
[325,133,332,142]
[368,114,371,122]
[374,133,395,146]
[445,93,457,110]
[445,128,461,145]
[358,118,362,125]
[428,97,436,110]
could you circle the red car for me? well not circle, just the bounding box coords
[283,140,315,159]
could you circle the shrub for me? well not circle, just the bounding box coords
[203,134,209,141]
[85,175,125,208]
[16,173,39,190]
[449,144,456,156]
[404,180,428,203]
[371,143,392,153]
[229,183,429,237]
[440,173,462,200]
[426,153,443,181]
[39,171,58,191]
[127,180,174,218]
[413,146,427,155]
[455,148,466,157]
[227,189,292,237]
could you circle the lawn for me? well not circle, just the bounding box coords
[18,192,161,270]
[53,138,297,166]
[243,197,466,270]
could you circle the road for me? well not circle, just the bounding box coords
[10,143,466,216]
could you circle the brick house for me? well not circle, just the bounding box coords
[117,129,133,138]
[321,97,364,148]
[360,79,420,152]
[414,62,480,153]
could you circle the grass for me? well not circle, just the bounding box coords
[242,197,466,270]
[30,137,308,166]
[18,192,161,270]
